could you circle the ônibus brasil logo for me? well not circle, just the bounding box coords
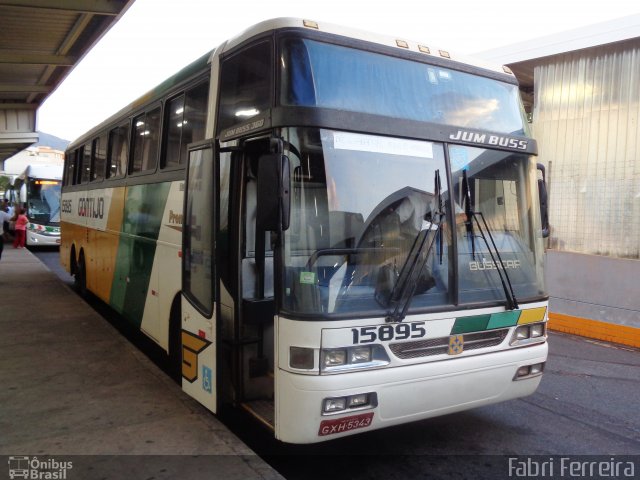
[8,456,72,479]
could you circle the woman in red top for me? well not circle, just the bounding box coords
[13,207,28,249]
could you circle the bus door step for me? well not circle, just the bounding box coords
[241,399,275,429]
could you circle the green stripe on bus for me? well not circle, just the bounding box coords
[451,314,490,334]
[110,182,171,327]
[486,310,521,329]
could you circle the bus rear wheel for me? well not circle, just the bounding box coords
[74,253,87,297]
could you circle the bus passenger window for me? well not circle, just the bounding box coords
[73,148,82,185]
[184,82,208,147]
[91,135,107,182]
[108,123,129,178]
[131,106,161,174]
[183,145,215,314]
[164,94,185,168]
[217,41,272,132]
[64,152,76,186]
[163,82,209,169]
[81,143,91,184]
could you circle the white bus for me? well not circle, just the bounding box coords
[13,164,62,246]
[62,18,549,444]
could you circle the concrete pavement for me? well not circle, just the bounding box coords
[0,246,283,479]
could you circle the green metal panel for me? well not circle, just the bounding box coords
[451,314,490,334]
[487,311,521,329]
[110,182,171,326]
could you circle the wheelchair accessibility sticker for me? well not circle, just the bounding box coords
[202,365,213,394]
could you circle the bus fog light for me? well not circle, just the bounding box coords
[323,349,347,367]
[290,347,314,369]
[348,393,369,407]
[350,346,371,364]
[323,397,347,413]
[530,323,545,338]
[530,363,544,375]
[322,392,378,415]
[514,362,545,380]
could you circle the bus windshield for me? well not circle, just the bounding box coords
[27,179,62,226]
[281,38,529,135]
[281,128,545,317]
[450,146,546,304]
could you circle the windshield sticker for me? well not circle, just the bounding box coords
[300,271,316,285]
[333,131,433,159]
[427,68,438,84]
[450,146,469,171]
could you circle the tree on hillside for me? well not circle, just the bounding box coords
[0,175,11,192]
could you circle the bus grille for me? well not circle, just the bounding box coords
[389,328,509,359]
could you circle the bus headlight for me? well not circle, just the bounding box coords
[530,323,545,338]
[323,349,347,367]
[515,326,530,340]
[321,345,390,373]
[350,346,372,364]
[510,322,547,346]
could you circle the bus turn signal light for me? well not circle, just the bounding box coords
[290,346,314,369]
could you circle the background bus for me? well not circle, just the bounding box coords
[12,165,62,247]
[62,18,548,444]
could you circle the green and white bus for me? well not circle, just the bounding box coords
[13,164,63,246]
[62,18,548,444]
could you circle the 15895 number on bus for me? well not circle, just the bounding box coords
[351,322,426,344]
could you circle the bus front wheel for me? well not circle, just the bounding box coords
[168,297,182,384]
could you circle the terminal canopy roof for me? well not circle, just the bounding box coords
[0,0,135,166]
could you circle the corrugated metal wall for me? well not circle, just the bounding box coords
[533,44,640,259]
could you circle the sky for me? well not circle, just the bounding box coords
[37,0,640,142]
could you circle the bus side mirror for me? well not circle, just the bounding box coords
[256,153,290,232]
[537,163,550,238]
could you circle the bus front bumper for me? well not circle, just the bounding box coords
[27,231,61,246]
[275,342,547,443]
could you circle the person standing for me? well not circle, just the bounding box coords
[0,207,12,260]
[13,207,28,249]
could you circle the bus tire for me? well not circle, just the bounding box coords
[74,252,87,297]
[168,296,182,384]
[70,246,77,275]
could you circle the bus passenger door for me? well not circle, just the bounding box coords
[217,137,276,427]
[180,141,217,413]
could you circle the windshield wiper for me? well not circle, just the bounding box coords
[462,170,519,310]
[385,170,444,323]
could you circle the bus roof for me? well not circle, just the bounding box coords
[68,17,513,149]
[16,164,63,181]
[223,17,513,76]
[68,49,212,150]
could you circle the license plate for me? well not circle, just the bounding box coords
[318,412,374,436]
